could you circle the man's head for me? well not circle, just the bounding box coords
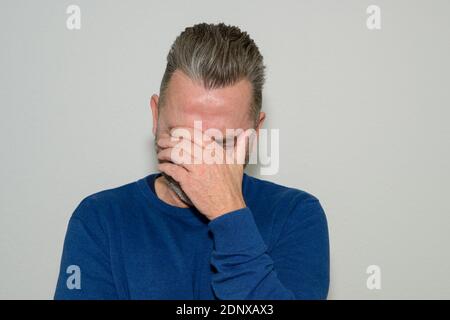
[150,22,266,204]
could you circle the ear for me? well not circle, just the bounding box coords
[255,111,266,136]
[150,94,159,136]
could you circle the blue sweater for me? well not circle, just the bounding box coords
[54,173,329,300]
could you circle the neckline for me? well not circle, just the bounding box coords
[136,173,208,225]
[136,172,251,224]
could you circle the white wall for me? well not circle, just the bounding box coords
[1,0,449,299]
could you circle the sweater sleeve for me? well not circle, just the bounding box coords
[54,199,118,300]
[208,200,329,300]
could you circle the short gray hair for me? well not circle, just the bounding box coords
[158,22,266,123]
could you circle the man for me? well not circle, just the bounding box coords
[54,22,329,300]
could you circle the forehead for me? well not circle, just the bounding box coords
[161,70,253,130]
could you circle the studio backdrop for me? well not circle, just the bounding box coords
[0,0,449,299]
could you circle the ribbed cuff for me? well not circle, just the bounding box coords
[208,207,266,253]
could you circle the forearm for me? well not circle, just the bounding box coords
[208,207,296,300]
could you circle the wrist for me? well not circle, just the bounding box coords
[207,199,246,220]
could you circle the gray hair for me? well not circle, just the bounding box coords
[158,22,266,123]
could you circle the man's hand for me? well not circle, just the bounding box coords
[156,128,248,220]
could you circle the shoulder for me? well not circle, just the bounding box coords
[244,174,321,208]
[243,174,327,225]
[243,174,328,255]
[70,178,143,223]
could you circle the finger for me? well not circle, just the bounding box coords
[170,126,213,149]
[202,139,228,165]
[234,130,253,164]
[156,136,181,149]
[157,147,189,164]
[157,162,189,184]
[157,146,198,169]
